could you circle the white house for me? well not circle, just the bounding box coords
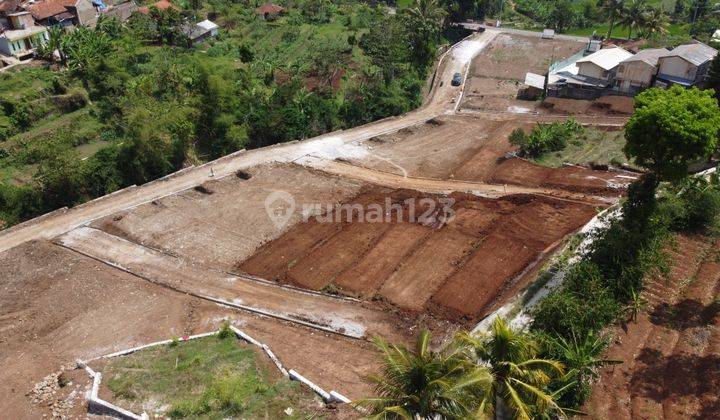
[0,11,48,58]
[575,47,634,85]
[614,48,668,94]
[183,19,219,43]
[655,42,718,87]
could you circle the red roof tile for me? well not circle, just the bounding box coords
[0,0,20,14]
[255,3,284,15]
[137,0,178,14]
[27,0,68,20]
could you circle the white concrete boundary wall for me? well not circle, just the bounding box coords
[76,323,351,419]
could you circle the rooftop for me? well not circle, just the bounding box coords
[196,19,217,31]
[621,48,669,67]
[661,42,717,66]
[27,0,69,20]
[255,3,284,14]
[137,0,178,14]
[1,24,47,41]
[576,47,633,71]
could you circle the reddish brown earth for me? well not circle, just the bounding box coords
[0,240,383,419]
[586,234,720,419]
[541,95,635,116]
[360,117,637,197]
[238,188,597,321]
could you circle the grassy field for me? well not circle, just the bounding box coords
[533,128,632,168]
[565,22,689,38]
[103,333,323,419]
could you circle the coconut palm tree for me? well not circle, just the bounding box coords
[403,0,447,68]
[359,330,493,419]
[640,7,669,38]
[621,0,650,39]
[600,0,626,39]
[456,318,566,420]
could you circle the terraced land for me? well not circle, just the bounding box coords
[586,234,720,419]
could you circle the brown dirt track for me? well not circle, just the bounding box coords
[238,188,597,321]
[586,234,720,419]
[354,116,636,196]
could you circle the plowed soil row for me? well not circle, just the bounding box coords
[586,234,720,419]
[238,187,597,321]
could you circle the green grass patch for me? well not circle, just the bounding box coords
[103,335,322,419]
[564,23,687,38]
[532,128,632,168]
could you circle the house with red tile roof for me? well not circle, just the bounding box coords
[136,0,178,14]
[255,3,284,20]
[27,0,99,27]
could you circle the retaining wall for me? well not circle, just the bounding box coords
[76,323,351,419]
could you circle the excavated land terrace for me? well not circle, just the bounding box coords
[238,187,597,321]
[0,30,649,419]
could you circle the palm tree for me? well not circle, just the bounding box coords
[404,0,447,68]
[621,0,649,39]
[359,330,493,419]
[456,318,566,420]
[640,7,669,38]
[543,332,621,407]
[600,0,626,39]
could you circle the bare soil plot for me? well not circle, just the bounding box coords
[91,164,363,272]
[352,116,636,196]
[541,95,635,116]
[238,188,597,321]
[586,234,720,419]
[461,34,585,112]
[0,240,383,419]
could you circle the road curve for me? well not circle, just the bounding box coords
[0,30,500,253]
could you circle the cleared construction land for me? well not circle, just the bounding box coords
[0,30,656,418]
[239,188,596,320]
[461,33,583,113]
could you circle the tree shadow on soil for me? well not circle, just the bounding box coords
[649,298,720,330]
[629,346,720,418]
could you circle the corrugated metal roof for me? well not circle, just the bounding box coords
[197,19,217,31]
[661,43,717,66]
[621,48,669,67]
[524,72,545,89]
[576,47,633,71]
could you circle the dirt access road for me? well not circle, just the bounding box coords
[55,226,409,342]
[303,158,615,206]
[0,30,500,254]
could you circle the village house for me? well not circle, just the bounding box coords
[136,0,178,14]
[0,10,48,58]
[654,42,718,88]
[27,0,100,28]
[614,48,668,94]
[255,3,284,20]
[183,18,218,44]
[101,0,137,22]
[574,47,633,85]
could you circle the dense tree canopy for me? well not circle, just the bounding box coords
[624,86,720,182]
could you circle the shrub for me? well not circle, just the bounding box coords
[659,176,720,232]
[531,262,621,340]
[217,320,233,339]
[511,119,584,157]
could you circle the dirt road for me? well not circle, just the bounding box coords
[0,30,499,254]
[55,227,408,341]
[304,158,616,206]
